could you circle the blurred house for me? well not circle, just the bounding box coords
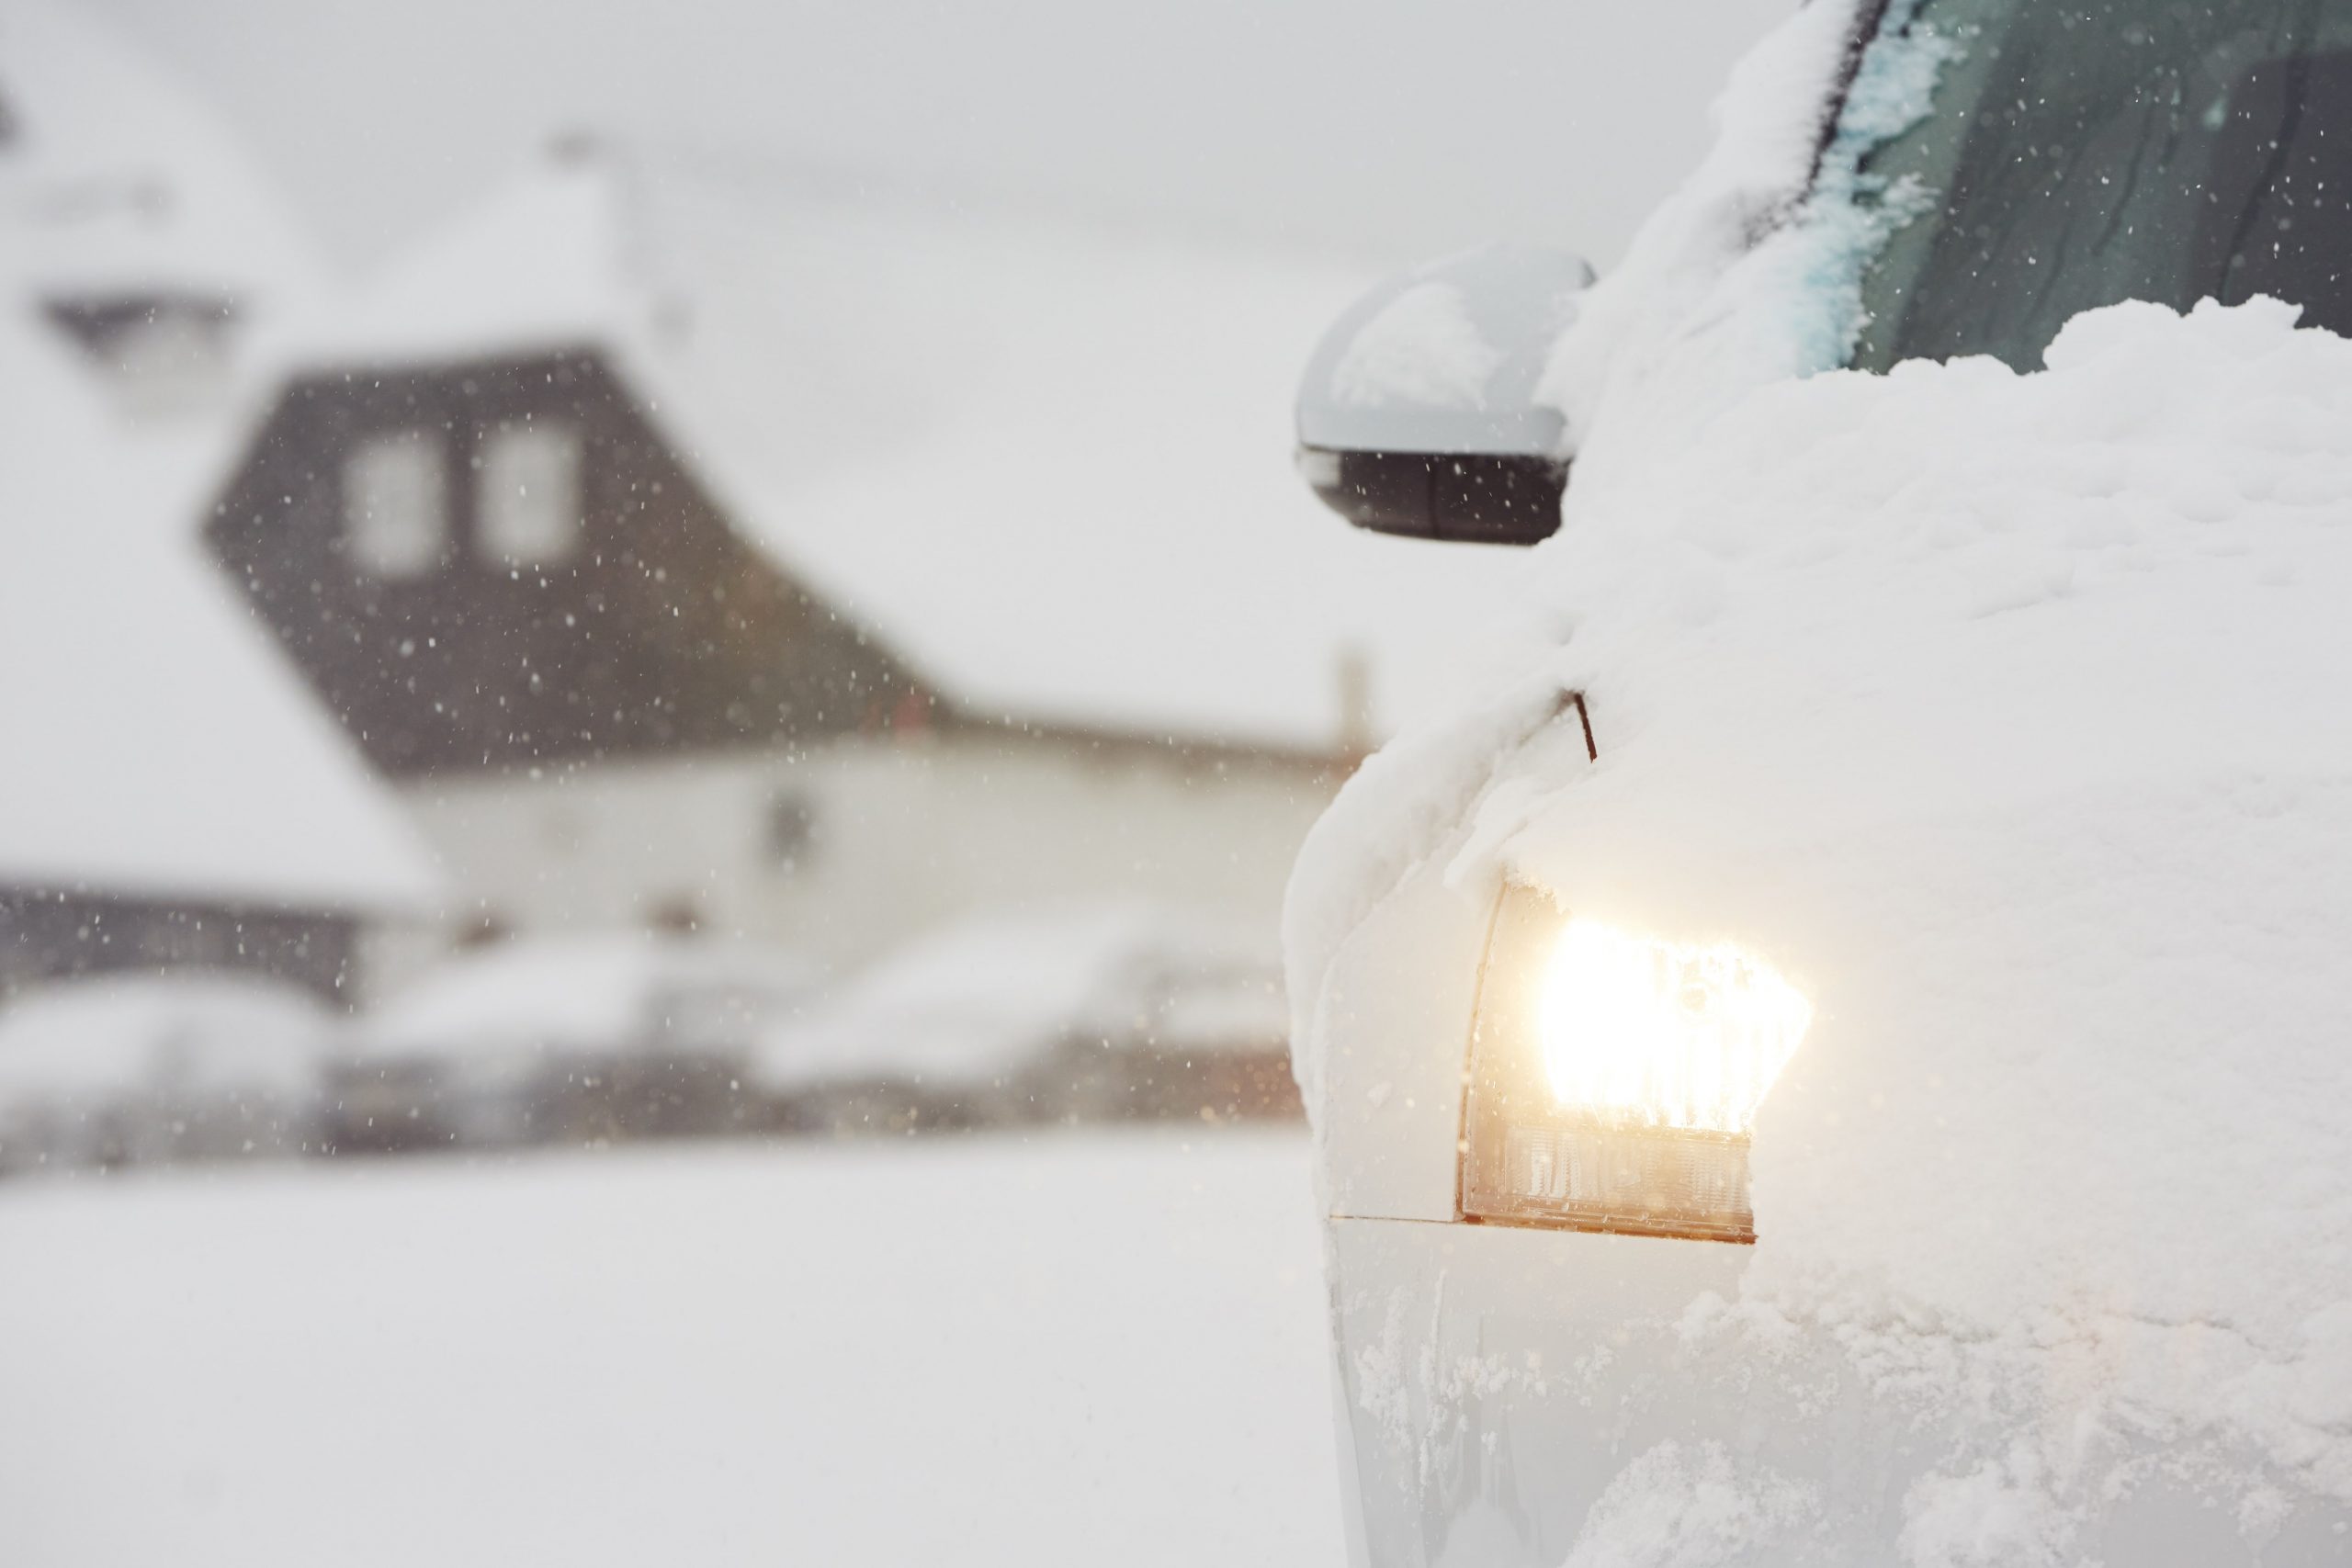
[205,140,1521,983]
[0,2,435,1003]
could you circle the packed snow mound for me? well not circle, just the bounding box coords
[1527,294,2352,824]
[1411,295,2352,1517]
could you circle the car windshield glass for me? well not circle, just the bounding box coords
[1854,0,2352,372]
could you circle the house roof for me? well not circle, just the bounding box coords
[0,4,433,910]
[306,144,1537,754]
[0,1,321,321]
[0,304,437,911]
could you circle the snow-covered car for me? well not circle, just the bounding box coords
[749,904,1294,1133]
[0,974,339,1173]
[1288,3,2352,1564]
[332,933,818,1152]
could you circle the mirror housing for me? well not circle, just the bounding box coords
[1295,244,1592,545]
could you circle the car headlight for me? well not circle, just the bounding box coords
[1460,884,1812,1242]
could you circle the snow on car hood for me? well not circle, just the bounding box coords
[751,904,1280,1095]
[0,974,334,1104]
[361,934,820,1062]
[1306,294,2352,1527]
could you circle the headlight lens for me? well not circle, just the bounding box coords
[1461,885,1811,1242]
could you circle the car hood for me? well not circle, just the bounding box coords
[1290,296,2352,1536]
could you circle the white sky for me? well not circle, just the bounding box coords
[81,0,1792,275]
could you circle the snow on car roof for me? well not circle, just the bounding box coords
[750,903,1275,1092]
[0,972,335,1105]
[360,932,820,1063]
[300,145,1537,754]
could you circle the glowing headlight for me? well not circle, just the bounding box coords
[1460,885,1811,1242]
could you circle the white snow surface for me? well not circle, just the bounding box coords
[0,1133,1341,1567]
[751,902,1282,1092]
[303,149,1533,752]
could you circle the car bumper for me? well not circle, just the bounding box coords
[1325,1213,2352,1568]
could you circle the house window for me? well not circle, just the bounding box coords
[344,429,448,579]
[765,791,818,868]
[646,896,702,936]
[478,420,582,567]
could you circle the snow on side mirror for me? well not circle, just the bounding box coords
[1295,244,1591,546]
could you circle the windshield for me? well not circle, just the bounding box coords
[1854,0,2352,372]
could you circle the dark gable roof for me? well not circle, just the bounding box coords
[209,346,925,777]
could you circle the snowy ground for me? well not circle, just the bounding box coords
[0,1130,1342,1567]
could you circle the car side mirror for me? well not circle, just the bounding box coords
[1295,244,1592,545]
